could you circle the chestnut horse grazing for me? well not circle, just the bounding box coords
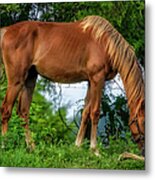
[0,16,145,157]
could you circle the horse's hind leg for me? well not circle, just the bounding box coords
[1,84,23,136]
[17,67,37,150]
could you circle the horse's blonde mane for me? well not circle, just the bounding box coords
[80,16,144,115]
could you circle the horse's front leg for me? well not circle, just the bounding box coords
[75,85,91,147]
[89,77,104,156]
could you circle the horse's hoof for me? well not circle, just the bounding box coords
[27,142,35,152]
[31,142,35,151]
[1,141,5,149]
[75,142,81,148]
[91,148,101,157]
[94,150,101,157]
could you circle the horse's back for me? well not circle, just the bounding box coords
[2,20,84,54]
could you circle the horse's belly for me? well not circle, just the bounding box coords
[36,65,87,83]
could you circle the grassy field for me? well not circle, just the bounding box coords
[0,138,145,170]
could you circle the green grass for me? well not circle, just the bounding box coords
[0,138,145,170]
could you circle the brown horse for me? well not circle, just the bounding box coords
[0,16,145,157]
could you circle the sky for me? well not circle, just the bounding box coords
[43,74,125,119]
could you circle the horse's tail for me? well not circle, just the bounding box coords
[0,28,7,81]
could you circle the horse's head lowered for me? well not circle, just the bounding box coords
[129,99,145,156]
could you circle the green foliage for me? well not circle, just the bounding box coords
[98,94,129,146]
[0,4,32,26]
[0,137,144,169]
[0,85,76,149]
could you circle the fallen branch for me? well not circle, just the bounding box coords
[118,152,145,161]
